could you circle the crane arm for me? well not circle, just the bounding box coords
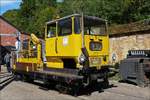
[31,33,40,44]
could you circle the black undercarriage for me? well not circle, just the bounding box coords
[13,67,109,95]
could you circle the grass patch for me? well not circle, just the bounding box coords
[109,73,121,81]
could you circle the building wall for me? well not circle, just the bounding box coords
[109,33,150,63]
[0,18,18,34]
[0,17,29,46]
[109,19,150,64]
[0,34,30,46]
[20,34,30,42]
[0,17,18,46]
[0,36,16,46]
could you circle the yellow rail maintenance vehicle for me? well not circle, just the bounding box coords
[13,14,109,94]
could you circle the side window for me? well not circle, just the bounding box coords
[84,27,90,35]
[58,18,72,36]
[22,39,29,50]
[74,17,81,34]
[47,23,56,38]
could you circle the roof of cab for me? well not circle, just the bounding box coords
[46,14,107,25]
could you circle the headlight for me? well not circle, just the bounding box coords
[90,41,102,51]
[79,54,86,64]
[80,57,85,62]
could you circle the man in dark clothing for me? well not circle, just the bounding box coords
[4,53,11,73]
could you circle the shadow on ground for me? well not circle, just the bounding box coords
[17,79,118,96]
[119,80,137,86]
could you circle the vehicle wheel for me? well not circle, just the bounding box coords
[14,73,22,81]
[70,84,80,96]
[102,76,109,89]
[23,74,34,83]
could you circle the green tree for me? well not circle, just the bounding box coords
[2,0,150,36]
[3,9,20,29]
[121,0,150,23]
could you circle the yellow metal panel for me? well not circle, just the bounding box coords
[37,44,41,60]
[46,62,63,69]
[46,38,57,56]
[57,34,82,57]
[46,57,63,68]
[46,34,82,57]
[84,35,109,67]
[45,32,109,68]
[84,35,109,56]
[18,58,38,63]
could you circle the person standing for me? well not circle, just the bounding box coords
[4,53,11,73]
[15,37,21,59]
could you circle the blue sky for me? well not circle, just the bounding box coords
[0,0,22,15]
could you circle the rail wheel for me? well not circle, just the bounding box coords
[21,74,34,83]
[102,75,109,89]
[56,83,70,94]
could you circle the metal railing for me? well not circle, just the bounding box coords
[18,50,38,58]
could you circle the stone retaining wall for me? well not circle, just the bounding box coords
[109,33,150,64]
[109,19,150,64]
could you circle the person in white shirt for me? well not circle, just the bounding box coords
[15,37,21,59]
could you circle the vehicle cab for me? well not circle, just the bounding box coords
[45,14,109,70]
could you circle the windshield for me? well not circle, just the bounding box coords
[85,25,106,35]
[74,16,107,35]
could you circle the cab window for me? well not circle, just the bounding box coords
[58,18,72,36]
[74,17,81,34]
[47,22,56,38]
[84,17,106,35]
[22,39,29,50]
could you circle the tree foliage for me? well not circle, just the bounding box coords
[2,0,150,36]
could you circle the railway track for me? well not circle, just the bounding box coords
[0,72,14,90]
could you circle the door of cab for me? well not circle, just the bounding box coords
[56,17,73,56]
[45,22,64,68]
[45,22,57,56]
